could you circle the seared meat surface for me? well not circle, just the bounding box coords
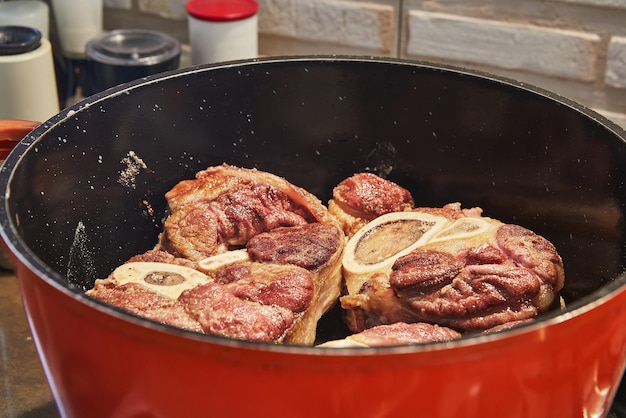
[89,280,204,333]
[89,165,344,345]
[161,164,337,260]
[179,262,314,343]
[127,249,198,269]
[329,173,415,237]
[244,223,345,344]
[247,223,342,271]
[319,322,461,347]
[88,166,565,346]
[340,181,564,334]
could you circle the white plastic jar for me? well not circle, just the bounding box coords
[186,0,259,65]
[0,26,59,122]
[51,0,102,58]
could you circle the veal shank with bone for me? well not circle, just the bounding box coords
[331,174,565,336]
[88,166,564,347]
[89,165,345,345]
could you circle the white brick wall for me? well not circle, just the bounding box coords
[137,0,186,19]
[258,0,395,53]
[103,0,131,9]
[258,0,298,37]
[406,11,601,82]
[551,0,626,8]
[606,36,626,88]
[99,0,626,126]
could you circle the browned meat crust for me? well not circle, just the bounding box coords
[329,172,415,237]
[89,281,204,333]
[319,322,461,347]
[179,262,313,342]
[89,165,344,345]
[87,168,565,347]
[126,249,198,269]
[179,282,295,342]
[246,223,343,271]
[161,164,337,261]
[341,204,564,333]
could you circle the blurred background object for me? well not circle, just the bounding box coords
[50,0,103,104]
[51,0,101,58]
[0,25,59,121]
[97,0,626,131]
[186,0,258,65]
[84,28,181,95]
[0,0,48,37]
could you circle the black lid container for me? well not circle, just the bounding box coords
[84,29,181,96]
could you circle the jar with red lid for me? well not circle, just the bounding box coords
[186,0,259,65]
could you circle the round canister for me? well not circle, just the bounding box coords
[186,0,258,65]
[0,0,49,38]
[84,29,181,96]
[51,0,102,58]
[0,26,59,122]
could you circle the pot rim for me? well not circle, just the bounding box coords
[2,54,626,356]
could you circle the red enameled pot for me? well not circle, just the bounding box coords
[2,56,626,417]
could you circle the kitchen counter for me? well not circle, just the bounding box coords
[0,269,61,418]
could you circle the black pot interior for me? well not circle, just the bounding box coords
[4,57,626,339]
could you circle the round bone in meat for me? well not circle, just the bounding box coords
[340,206,564,334]
[342,211,449,295]
[107,262,211,299]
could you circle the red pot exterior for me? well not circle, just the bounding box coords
[16,258,626,418]
[4,57,626,418]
